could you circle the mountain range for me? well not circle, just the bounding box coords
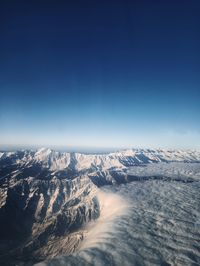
[0,148,200,265]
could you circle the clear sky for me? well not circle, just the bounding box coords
[0,0,200,150]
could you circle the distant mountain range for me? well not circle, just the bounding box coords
[1,147,200,170]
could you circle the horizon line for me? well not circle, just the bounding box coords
[0,144,199,153]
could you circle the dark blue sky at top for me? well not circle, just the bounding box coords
[0,0,200,149]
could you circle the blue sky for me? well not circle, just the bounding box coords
[0,1,200,150]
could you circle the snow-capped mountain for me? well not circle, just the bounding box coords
[1,148,200,186]
[0,148,200,265]
[1,147,200,171]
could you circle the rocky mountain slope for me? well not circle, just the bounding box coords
[0,148,200,265]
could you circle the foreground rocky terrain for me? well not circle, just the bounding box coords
[0,148,200,265]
